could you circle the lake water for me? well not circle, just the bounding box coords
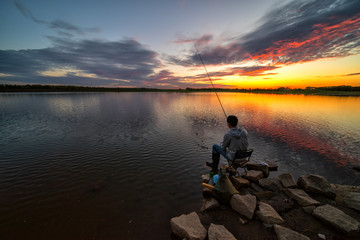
[1,92,359,239]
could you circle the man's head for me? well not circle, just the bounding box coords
[227,115,238,128]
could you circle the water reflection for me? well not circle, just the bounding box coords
[0,92,359,240]
[217,93,360,183]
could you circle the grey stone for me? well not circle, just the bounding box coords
[318,233,326,240]
[302,205,316,214]
[256,202,284,224]
[259,178,283,192]
[170,212,207,240]
[278,173,297,188]
[344,192,360,211]
[246,162,269,177]
[274,224,310,240]
[238,216,248,225]
[230,176,250,189]
[230,193,257,219]
[264,160,278,171]
[284,188,320,206]
[202,187,213,199]
[208,223,236,240]
[313,204,360,236]
[253,191,274,200]
[200,198,220,212]
[241,170,264,182]
[297,174,336,199]
[353,166,360,172]
[250,182,264,192]
[201,174,210,183]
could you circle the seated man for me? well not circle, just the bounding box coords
[206,115,249,172]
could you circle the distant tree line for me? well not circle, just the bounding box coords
[1,84,360,95]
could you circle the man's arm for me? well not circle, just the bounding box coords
[221,133,230,150]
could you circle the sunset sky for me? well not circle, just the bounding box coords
[1,0,359,89]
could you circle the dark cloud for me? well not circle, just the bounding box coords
[171,0,360,67]
[14,0,46,24]
[0,38,161,86]
[139,65,279,88]
[344,72,360,76]
[14,0,99,36]
[173,34,213,48]
[49,20,85,35]
[241,0,360,64]
[225,66,279,77]
[191,65,279,81]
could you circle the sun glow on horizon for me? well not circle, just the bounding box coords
[178,53,360,89]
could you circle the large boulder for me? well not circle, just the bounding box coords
[170,212,207,240]
[278,173,297,188]
[284,188,320,207]
[344,192,360,211]
[200,198,220,212]
[230,176,250,189]
[264,160,278,171]
[253,191,274,200]
[313,204,360,236]
[230,194,257,219]
[241,170,264,182]
[259,178,283,192]
[256,202,284,224]
[297,174,336,199]
[208,223,236,240]
[274,224,310,240]
[246,162,269,177]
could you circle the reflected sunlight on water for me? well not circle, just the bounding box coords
[220,93,360,167]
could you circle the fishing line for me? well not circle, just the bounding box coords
[193,42,228,120]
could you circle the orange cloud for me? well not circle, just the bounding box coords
[249,13,360,65]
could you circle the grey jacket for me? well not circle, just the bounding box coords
[221,127,249,160]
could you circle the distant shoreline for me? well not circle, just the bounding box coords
[1,84,360,96]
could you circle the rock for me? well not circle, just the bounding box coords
[297,174,336,199]
[262,192,295,213]
[274,224,310,240]
[330,184,360,205]
[230,176,250,189]
[344,192,360,211]
[200,198,220,212]
[318,233,326,240]
[313,204,360,236]
[230,194,257,219]
[250,182,264,192]
[278,173,297,188]
[256,202,284,224]
[302,205,316,214]
[264,160,278,171]
[208,223,236,240]
[253,191,274,200]
[202,187,213,199]
[201,174,210,183]
[170,212,207,240]
[259,178,283,192]
[241,170,264,182]
[238,216,248,225]
[284,188,320,206]
[246,162,269,177]
[353,166,360,172]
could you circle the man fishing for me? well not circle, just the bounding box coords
[206,115,249,172]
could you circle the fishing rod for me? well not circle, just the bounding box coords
[191,39,229,152]
[193,42,228,120]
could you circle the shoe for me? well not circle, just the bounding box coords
[206,161,214,168]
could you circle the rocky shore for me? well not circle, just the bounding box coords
[170,161,360,240]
